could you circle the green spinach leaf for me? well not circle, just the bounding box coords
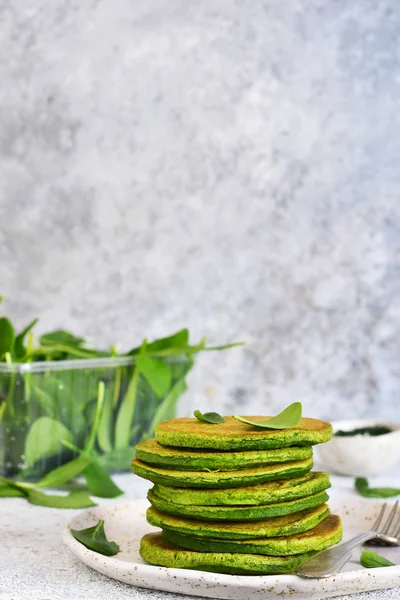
[0,317,15,357]
[35,457,91,489]
[27,489,96,508]
[14,318,38,359]
[24,417,73,467]
[114,364,140,449]
[0,473,96,507]
[233,402,302,429]
[355,478,400,498]
[128,329,189,355]
[194,410,225,424]
[84,381,105,455]
[148,378,188,435]
[39,330,86,347]
[360,550,395,568]
[98,447,135,472]
[70,519,120,556]
[97,386,114,454]
[136,355,172,398]
[0,484,25,498]
[127,330,243,358]
[32,377,85,435]
[82,460,123,498]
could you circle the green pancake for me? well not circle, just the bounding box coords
[135,438,313,471]
[146,503,330,540]
[140,533,316,575]
[162,514,342,556]
[156,416,332,451]
[147,488,329,521]
[132,457,313,488]
[153,471,331,506]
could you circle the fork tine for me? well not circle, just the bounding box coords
[395,515,400,538]
[381,501,399,535]
[372,503,387,531]
[391,502,400,538]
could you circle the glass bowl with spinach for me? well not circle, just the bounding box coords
[0,305,242,479]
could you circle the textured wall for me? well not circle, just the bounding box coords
[1,1,400,421]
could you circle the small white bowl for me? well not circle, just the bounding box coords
[316,419,400,477]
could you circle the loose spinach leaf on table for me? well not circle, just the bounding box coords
[233,402,302,430]
[194,410,225,424]
[0,484,25,498]
[71,519,120,556]
[27,489,95,509]
[360,550,395,568]
[355,478,400,498]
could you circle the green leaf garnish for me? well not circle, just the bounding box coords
[70,519,120,556]
[360,550,395,568]
[233,402,302,429]
[355,478,400,498]
[194,410,225,424]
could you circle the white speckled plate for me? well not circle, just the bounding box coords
[63,492,400,600]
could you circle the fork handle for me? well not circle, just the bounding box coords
[296,532,377,578]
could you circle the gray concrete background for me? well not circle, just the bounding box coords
[1,1,400,420]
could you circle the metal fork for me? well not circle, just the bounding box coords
[296,501,399,578]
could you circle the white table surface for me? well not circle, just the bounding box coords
[1,468,399,600]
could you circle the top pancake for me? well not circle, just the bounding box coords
[156,416,332,450]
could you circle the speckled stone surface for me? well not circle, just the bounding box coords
[1,1,400,422]
[1,470,399,600]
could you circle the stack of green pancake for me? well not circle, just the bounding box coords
[132,416,342,575]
